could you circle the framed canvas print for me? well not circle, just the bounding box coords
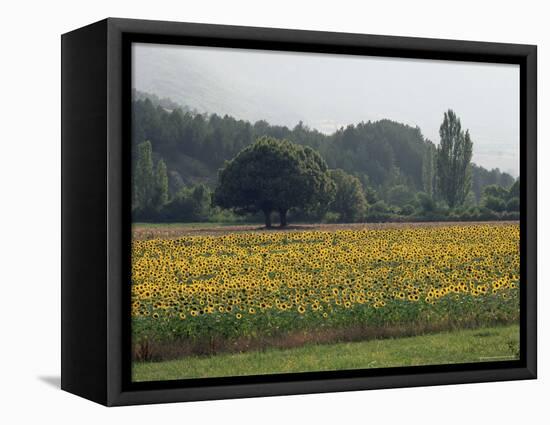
[61,18,537,406]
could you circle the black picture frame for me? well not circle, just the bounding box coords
[61,17,537,406]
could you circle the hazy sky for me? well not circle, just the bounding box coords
[134,43,520,176]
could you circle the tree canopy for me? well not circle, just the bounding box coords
[329,169,368,222]
[131,93,518,223]
[213,136,335,227]
[133,96,514,200]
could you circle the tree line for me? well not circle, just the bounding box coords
[132,94,519,224]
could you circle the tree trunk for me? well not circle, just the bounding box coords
[263,210,272,228]
[279,209,288,227]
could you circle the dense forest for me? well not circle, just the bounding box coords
[132,91,519,224]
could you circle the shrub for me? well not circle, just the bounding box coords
[416,192,435,213]
[323,212,341,223]
[483,195,506,213]
[506,197,520,212]
[387,185,415,208]
[400,204,415,216]
[370,200,390,213]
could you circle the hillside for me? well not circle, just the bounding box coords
[132,92,515,202]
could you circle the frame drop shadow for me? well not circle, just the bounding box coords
[38,376,61,389]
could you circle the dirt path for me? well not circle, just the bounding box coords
[132,220,519,240]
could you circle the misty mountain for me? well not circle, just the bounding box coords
[133,44,303,127]
[133,43,520,176]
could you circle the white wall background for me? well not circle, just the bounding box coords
[1,0,546,423]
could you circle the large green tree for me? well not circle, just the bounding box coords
[435,110,473,208]
[329,169,368,222]
[214,136,335,227]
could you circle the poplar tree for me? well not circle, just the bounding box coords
[133,140,155,211]
[435,110,473,208]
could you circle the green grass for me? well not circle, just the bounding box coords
[133,324,519,382]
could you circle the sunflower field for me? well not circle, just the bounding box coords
[131,224,519,360]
